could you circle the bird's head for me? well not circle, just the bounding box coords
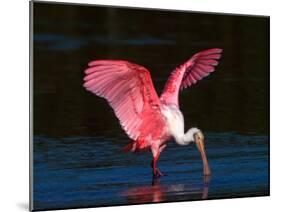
[193,130,211,176]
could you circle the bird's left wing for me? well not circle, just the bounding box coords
[83,60,166,141]
[160,48,223,106]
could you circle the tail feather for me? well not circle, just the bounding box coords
[123,139,148,153]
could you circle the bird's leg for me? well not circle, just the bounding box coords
[150,144,166,177]
[152,152,163,177]
[159,144,167,153]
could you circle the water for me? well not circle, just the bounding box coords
[32,2,269,211]
[33,132,268,210]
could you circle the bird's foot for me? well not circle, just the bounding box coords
[153,168,164,178]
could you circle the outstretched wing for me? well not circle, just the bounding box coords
[160,48,223,106]
[83,60,166,141]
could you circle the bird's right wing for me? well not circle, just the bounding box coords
[83,60,166,141]
[160,48,223,106]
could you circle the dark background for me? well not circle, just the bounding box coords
[33,2,269,137]
[32,2,269,211]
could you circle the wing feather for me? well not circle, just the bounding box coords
[83,60,166,141]
[160,48,223,106]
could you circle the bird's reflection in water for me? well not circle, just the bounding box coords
[122,175,211,204]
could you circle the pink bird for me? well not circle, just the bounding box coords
[83,48,223,177]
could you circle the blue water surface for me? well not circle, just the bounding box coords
[33,132,269,210]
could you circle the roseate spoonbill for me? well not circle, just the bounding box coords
[83,48,223,177]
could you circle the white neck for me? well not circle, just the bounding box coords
[160,104,201,146]
[174,127,200,146]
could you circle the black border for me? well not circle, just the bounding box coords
[29,1,34,211]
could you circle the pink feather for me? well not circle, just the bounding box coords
[83,60,166,141]
[160,48,223,106]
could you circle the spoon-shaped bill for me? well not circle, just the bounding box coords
[195,135,211,176]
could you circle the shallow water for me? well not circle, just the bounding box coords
[32,2,269,211]
[33,132,268,210]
